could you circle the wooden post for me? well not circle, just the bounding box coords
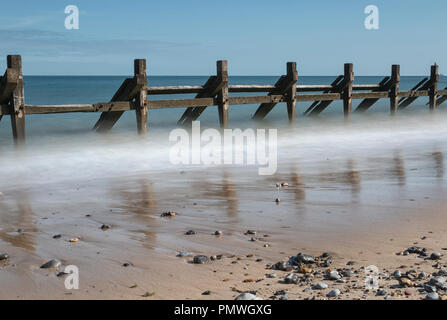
[134,59,148,134]
[286,62,298,124]
[429,64,439,111]
[8,55,25,145]
[390,65,400,115]
[343,63,354,119]
[217,60,229,128]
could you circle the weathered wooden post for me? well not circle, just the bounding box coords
[429,64,439,111]
[390,64,400,115]
[216,60,229,128]
[343,63,354,119]
[8,55,25,144]
[134,59,148,134]
[286,62,298,124]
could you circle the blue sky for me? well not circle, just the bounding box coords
[0,0,445,75]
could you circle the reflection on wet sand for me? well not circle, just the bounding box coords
[194,170,239,218]
[0,192,36,251]
[110,178,158,249]
[432,151,444,178]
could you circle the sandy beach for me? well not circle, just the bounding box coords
[1,113,447,300]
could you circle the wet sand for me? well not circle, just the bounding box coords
[1,113,447,300]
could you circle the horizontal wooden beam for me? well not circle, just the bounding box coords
[150,97,216,109]
[398,90,429,98]
[351,91,389,99]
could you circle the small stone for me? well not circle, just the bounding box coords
[214,230,223,236]
[40,259,62,269]
[284,273,299,284]
[399,278,413,287]
[327,289,340,297]
[245,230,256,235]
[122,262,133,267]
[202,290,211,295]
[393,270,402,278]
[281,182,289,187]
[267,273,277,279]
[279,295,287,300]
[193,255,209,264]
[235,293,262,300]
[0,253,9,261]
[274,261,292,271]
[346,261,356,266]
[160,211,176,217]
[176,251,193,257]
[314,282,328,290]
[249,237,257,242]
[185,230,197,235]
[298,267,313,274]
[294,253,315,264]
[274,290,287,296]
[53,234,62,239]
[100,224,111,230]
[342,269,353,277]
[376,289,388,296]
[426,292,439,300]
[263,243,270,248]
[404,289,413,296]
[275,198,280,204]
[69,237,79,243]
[328,270,341,280]
[424,284,437,293]
[418,272,427,279]
[431,252,442,260]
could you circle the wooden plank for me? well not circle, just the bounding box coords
[24,101,133,114]
[0,68,19,104]
[230,85,276,92]
[147,85,205,95]
[390,65,400,115]
[343,63,354,119]
[134,59,148,134]
[398,78,431,110]
[351,92,389,99]
[354,77,391,112]
[286,62,298,124]
[8,55,25,145]
[150,97,216,109]
[303,76,343,115]
[429,64,439,110]
[93,78,133,131]
[217,60,229,128]
[177,75,222,126]
[297,93,341,102]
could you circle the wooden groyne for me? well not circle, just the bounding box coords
[1,55,446,145]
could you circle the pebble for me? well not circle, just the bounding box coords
[424,284,437,293]
[399,278,413,287]
[327,289,340,297]
[346,261,356,266]
[53,234,62,239]
[430,252,442,260]
[202,290,211,295]
[275,198,280,204]
[0,253,9,261]
[418,271,427,279]
[193,255,209,264]
[100,224,111,231]
[342,269,353,277]
[274,261,292,272]
[267,273,277,279]
[328,270,341,280]
[376,289,388,296]
[160,211,176,217]
[426,292,439,300]
[294,253,315,264]
[176,251,193,257]
[313,282,328,290]
[245,230,256,235]
[40,259,62,269]
[185,230,197,235]
[393,270,402,278]
[214,230,223,236]
[284,273,299,284]
[235,293,262,300]
[281,182,289,187]
[69,238,79,243]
